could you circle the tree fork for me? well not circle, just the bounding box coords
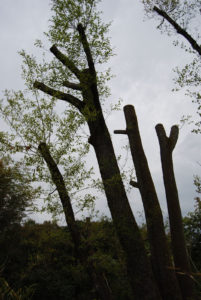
[155,124,196,300]
[115,105,182,300]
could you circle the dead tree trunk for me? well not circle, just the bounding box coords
[34,23,160,299]
[115,105,182,300]
[155,124,196,300]
[87,112,161,299]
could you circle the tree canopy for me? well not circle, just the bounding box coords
[0,49,95,220]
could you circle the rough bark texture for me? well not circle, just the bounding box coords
[115,105,182,300]
[34,24,161,299]
[155,124,196,300]
[153,6,201,56]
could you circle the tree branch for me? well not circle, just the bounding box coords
[169,125,179,151]
[33,81,84,111]
[50,44,81,78]
[155,124,167,148]
[77,23,96,73]
[63,80,82,90]
[130,180,139,188]
[114,130,128,135]
[153,6,201,56]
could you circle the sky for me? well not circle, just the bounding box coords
[0,0,200,224]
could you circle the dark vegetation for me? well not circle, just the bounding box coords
[0,158,201,300]
[0,213,201,299]
[0,218,131,300]
[0,200,200,299]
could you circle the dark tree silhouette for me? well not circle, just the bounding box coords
[34,22,160,300]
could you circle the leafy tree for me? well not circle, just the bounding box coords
[0,219,132,300]
[0,159,37,299]
[183,190,201,272]
[0,44,110,300]
[0,51,95,221]
[32,0,161,298]
[141,0,201,133]
[0,157,36,232]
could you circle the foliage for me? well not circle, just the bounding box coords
[194,175,201,194]
[0,0,118,221]
[0,49,95,220]
[0,276,35,300]
[35,0,114,102]
[0,219,132,300]
[0,157,36,232]
[48,0,113,64]
[141,0,201,133]
[183,197,201,271]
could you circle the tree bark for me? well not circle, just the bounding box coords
[115,105,182,300]
[155,124,196,300]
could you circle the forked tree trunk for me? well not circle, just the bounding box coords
[114,105,182,300]
[155,124,196,300]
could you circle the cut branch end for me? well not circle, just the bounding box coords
[114,130,128,135]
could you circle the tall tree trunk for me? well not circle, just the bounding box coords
[34,23,161,300]
[38,142,115,300]
[78,25,161,299]
[155,124,196,300]
[114,105,182,300]
[87,108,161,299]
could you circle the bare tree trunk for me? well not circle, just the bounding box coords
[155,124,196,300]
[87,110,161,299]
[115,105,182,300]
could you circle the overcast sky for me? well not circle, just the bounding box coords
[0,0,200,224]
